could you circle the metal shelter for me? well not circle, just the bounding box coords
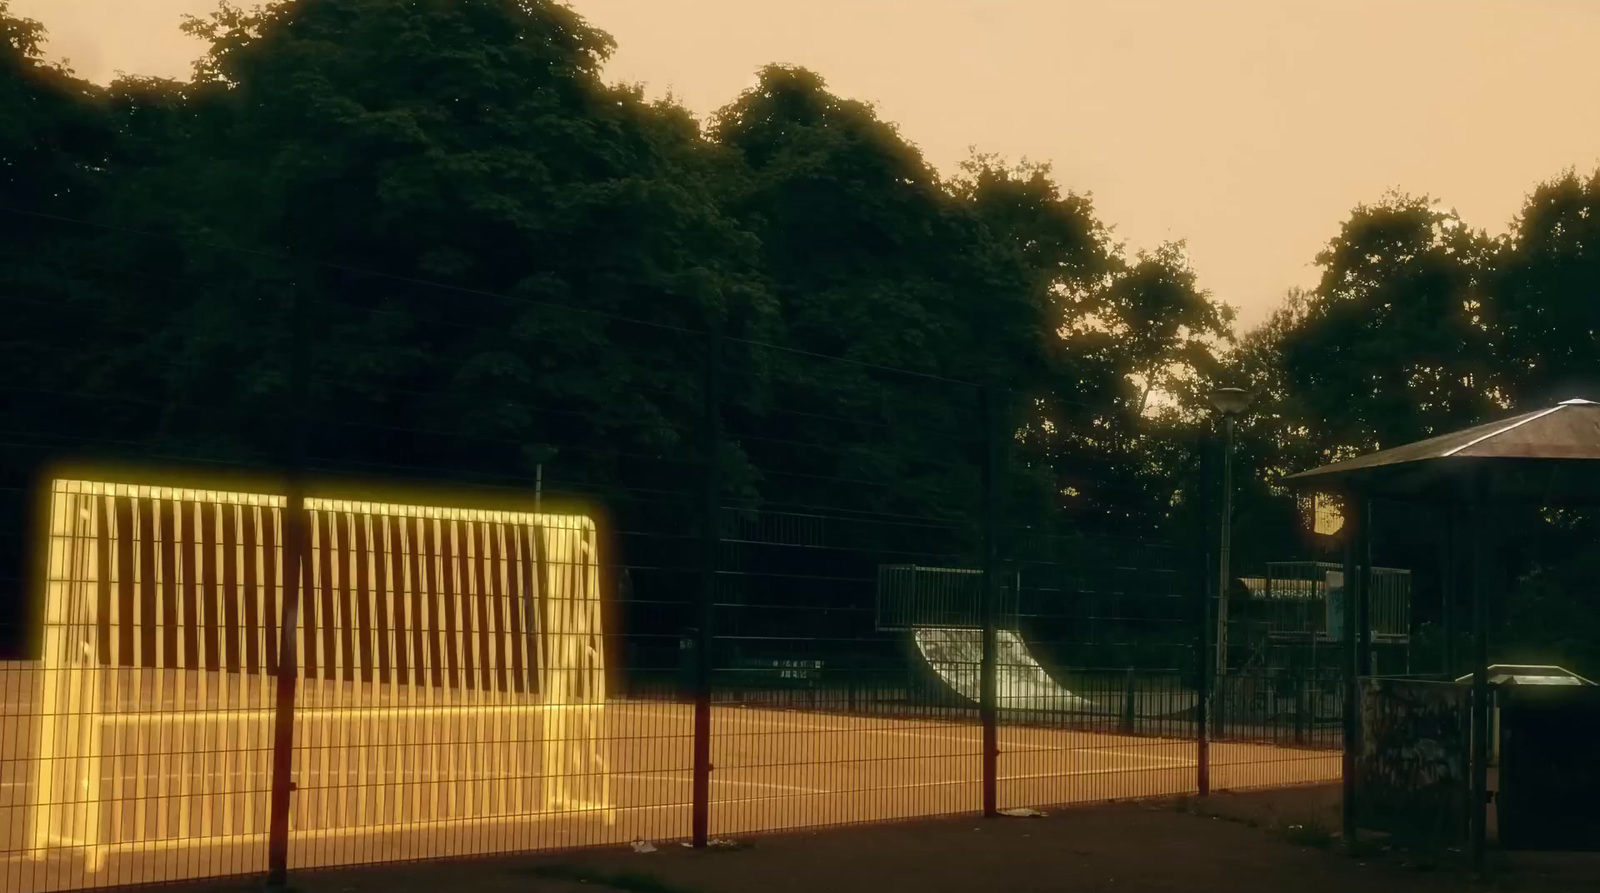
[1284,397,1600,864]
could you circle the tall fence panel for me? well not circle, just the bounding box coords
[0,210,1358,891]
[1214,561,1407,757]
[704,347,989,836]
[997,536,1203,809]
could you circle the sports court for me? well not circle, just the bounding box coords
[609,700,1340,837]
[2,681,1338,892]
[1,482,1340,893]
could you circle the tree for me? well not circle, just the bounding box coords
[1492,167,1600,407]
[952,156,1114,531]
[951,158,1233,535]
[709,65,1005,526]
[1279,192,1498,456]
[2,0,1258,605]
[707,71,1233,534]
[0,0,117,655]
[1235,181,1600,651]
[1223,196,1501,576]
[0,0,114,399]
[0,1,109,214]
[115,0,778,501]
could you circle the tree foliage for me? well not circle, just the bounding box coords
[1229,175,1600,663]
[6,0,1599,666]
[1,0,1238,567]
[1493,169,1600,407]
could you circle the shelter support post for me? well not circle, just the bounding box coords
[1356,500,1372,679]
[1440,508,1456,679]
[1469,499,1490,868]
[1340,492,1365,847]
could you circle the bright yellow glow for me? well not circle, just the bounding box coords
[1304,493,1344,536]
[28,479,610,877]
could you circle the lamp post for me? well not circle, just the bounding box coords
[1211,386,1250,680]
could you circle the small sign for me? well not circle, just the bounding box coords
[1325,570,1345,640]
[735,658,824,684]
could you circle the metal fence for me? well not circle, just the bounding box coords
[0,214,1344,893]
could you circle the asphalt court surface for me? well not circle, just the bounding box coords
[0,682,1339,892]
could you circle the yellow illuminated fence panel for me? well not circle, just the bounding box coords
[13,480,608,890]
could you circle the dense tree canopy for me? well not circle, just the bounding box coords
[0,0,1233,586]
[1492,169,1600,408]
[4,0,1597,668]
[1226,176,1600,671]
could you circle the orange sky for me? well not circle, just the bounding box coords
[16,0,1600,331]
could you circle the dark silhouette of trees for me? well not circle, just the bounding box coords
[5,0,1597,667]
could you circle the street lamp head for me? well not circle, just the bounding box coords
[1211,386,1251,417]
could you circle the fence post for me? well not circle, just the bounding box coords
[1120,667,1136,736]
[1294,671,1308,746]
[847,652,858,713]
[691,323,722,849]
[1215,676,1226,741]
[979,386,1002,818]
[266,284,309,888]
[1195,443,1213,797]
[1340,491,1365,847]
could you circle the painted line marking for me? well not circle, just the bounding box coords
[611,772,825,794]
[615,704,1182,756]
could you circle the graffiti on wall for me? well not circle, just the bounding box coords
[1356,677,1469,844]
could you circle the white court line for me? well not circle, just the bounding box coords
[881,763,1196,792]
[622,760,1194,798]
[872,728,1055,753]
[709,714,852,733]
[1030,746,1194,767]
[1100,748,1193,766]
[619,704,1098,753]
[611,772,825,795]
[713,722,1188,763]
[999,763,1193,783]
[704,714,1058,753]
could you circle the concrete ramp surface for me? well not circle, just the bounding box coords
[912,627,1093,712]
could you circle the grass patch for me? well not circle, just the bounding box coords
[527,864,704,893]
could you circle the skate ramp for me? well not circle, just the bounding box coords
[912,627,1093,712]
